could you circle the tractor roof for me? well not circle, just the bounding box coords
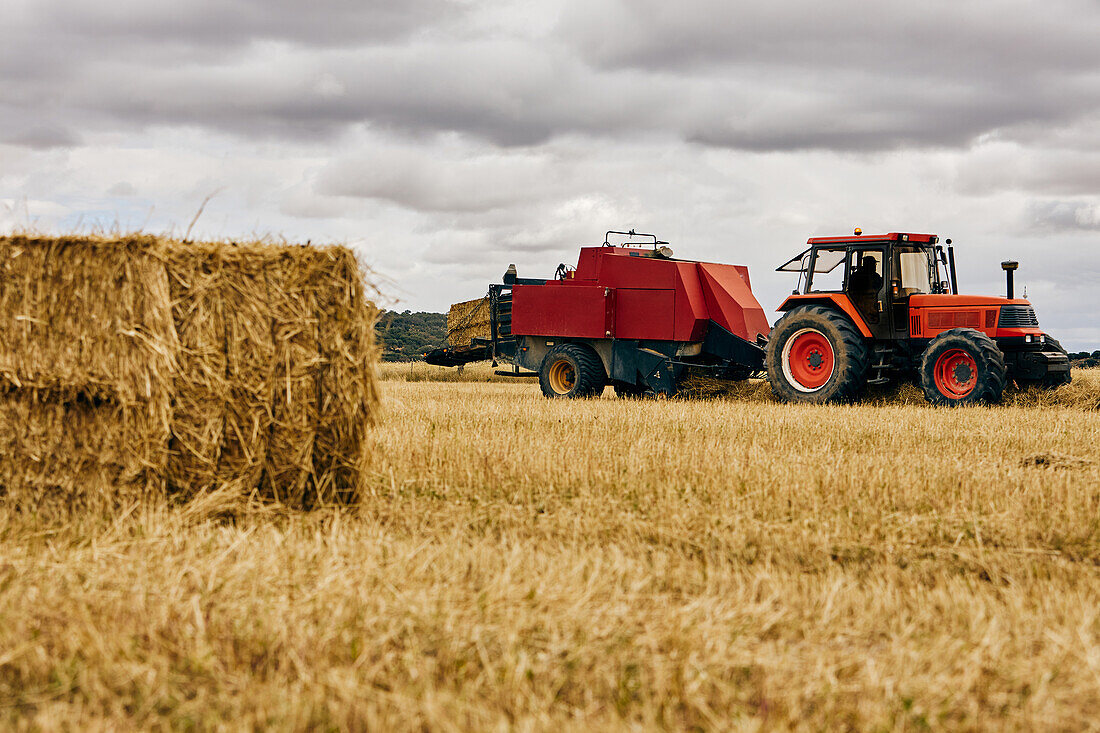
[777,233,941,272]
[806,232,939,245]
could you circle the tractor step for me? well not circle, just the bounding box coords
[867,345,895,385]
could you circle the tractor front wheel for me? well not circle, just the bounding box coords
[919,328,1006,405]
[766,306,869,403]
[539,343,607,398]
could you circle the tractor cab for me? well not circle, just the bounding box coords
[777,232,949,340]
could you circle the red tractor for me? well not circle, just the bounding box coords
[767,231,1070,404]
[426,229,1070,405]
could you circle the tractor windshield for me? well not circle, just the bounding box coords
[896,247,936,295]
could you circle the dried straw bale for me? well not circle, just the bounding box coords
[0,234,380,513]
[0,235,177,511]
[161,240,380,507]
[447,296,491,346]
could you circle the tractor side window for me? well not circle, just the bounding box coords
[808,248,847,292]
[847,250,885,321]
[898,249,933,295]
[848,250,884,294]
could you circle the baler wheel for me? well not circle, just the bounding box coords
[919,328,1006,405]
[539,344,607,398]
[766,306,869,403]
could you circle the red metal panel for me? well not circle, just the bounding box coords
[909,294,1025,308]
[698,263,771,341]
[595,251,679,289]
[806,232,937,245]
[909,295,1032,338]
[928,310,980,329]
[614,289,675,340]
[511,283,611,339]
[673,262,709,342]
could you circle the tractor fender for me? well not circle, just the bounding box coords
[776,294,872,338]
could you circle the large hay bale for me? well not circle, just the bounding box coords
[161,239,380,508]
[0,234,379,513]
[447,296,491,346]
[0,235,177,512]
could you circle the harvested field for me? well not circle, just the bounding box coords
[0,235,379,513]
[446,296,491,346]
[2,370,1098,729]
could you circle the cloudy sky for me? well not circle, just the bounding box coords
[3,0,1099,347]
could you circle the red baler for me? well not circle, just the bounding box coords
[427,231,770,397]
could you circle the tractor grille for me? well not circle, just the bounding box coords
[999,304,1039,328]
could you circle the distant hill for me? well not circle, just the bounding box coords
[376,310,447,361]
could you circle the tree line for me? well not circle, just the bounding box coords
[375,310,447,361]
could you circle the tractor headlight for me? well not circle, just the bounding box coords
[1040,334,1046,344]
[1025,335,1033,343]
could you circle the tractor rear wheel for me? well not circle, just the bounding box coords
[919,328,1006,405]
[539,343,607,398]
[766,306,869,403]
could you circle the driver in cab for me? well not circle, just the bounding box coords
[848,255,883,320]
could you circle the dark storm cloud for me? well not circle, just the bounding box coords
[4,0,1095,152]
[4,0,1099,155]
[25,0,459,49]
[3,124,82,150]
[556,0,1100,152]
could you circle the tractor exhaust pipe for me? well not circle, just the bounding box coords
[946,239,958,295]
[1001,260,1019,300]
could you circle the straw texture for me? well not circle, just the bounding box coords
[0,234,379,513]
[0,235,176,513]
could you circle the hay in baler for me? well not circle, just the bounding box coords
[447,296,491,346]
[0,234,379,514]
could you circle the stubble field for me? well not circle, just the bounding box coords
[2,367,1099,730]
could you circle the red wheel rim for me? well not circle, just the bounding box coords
[934,348,978,399]
[783,328,835,391]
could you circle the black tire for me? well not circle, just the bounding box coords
[765,306,870,404]
[612,380,648,398]
[538,343,607,398]
[919,328,1007,406]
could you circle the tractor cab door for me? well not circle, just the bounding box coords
[889,246,938,336]
[843,246,892,339]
